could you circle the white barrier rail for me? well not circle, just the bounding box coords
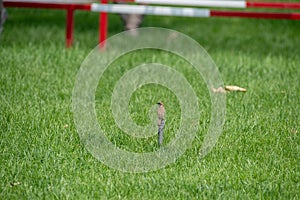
[134,0,247,8]
[91,3,210,17]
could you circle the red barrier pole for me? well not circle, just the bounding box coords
[210,10,300,20]
[3,1,70,9]
[247,1,300,10]
[3,2,91,48]
[66,6,74,48]
[99,0,108,49]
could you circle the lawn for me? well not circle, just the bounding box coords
[0,6,299,199]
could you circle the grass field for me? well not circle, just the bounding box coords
[1,6,300,199]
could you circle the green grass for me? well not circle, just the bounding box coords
[1,8,300,199]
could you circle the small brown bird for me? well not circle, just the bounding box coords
[157,102,165,146]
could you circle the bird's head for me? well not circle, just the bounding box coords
[157,102,164,106]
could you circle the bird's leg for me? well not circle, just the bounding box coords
[158,119,165,146]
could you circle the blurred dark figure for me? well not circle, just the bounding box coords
[119,13,144,36]
[0,0,8,35]
[116,0,144,36]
